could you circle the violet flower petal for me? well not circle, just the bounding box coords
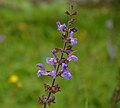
[62,63,68,71]
[70,37,77,45]
[48,70,56,79]
[68,55,78,61]
[37,70,48,77]
[36,63,45,71]
[70,31,74,38]
[56,21,66,32]
[46,57,56,65]
[61,71,72,80]
[51,50,57,58]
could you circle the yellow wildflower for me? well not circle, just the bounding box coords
[9,75,19,83]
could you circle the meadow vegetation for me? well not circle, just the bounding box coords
[0,1,120,108]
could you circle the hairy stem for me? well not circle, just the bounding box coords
[43,42,67,108]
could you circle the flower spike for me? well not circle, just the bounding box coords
[36,5,78,108]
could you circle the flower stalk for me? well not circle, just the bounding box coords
[36,5,78,108]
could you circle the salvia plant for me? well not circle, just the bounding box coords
[36,5,78,108]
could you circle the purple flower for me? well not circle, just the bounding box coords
[46,50,57,65]
[48,64,57,79]
[36,64,45,70]
[70,37,77,45]
[37,70,48,77]
[61,63,72,80]
[70,31,74,37]
[70,31,77,45]
[45,50,57,79]
[62,63,68,71]
[67,54,78,61]
[36,63,48,77]
[48,70,56,79]
[61,71,72,80]
[56,21,66,32]
[46,57,57,65]
[51,50,57,58]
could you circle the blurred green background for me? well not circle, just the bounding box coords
[0,0,120,108]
